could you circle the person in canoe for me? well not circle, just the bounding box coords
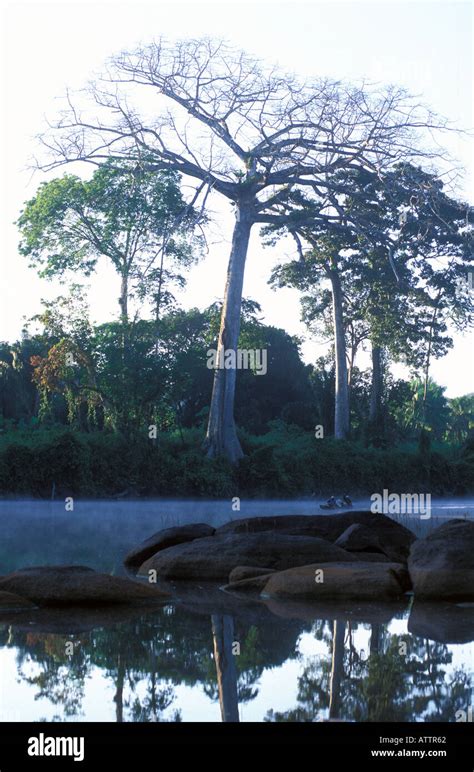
[320,495,352,509]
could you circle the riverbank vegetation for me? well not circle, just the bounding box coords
[1,39,473,497]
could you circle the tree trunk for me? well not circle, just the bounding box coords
[421,295,440,430]
[347,341,355,401]
[369,344,383,423]
[204,208,252,462]
[211,614,240,722]
[328,270,350,439]
[419,292,442,453]
[119,272,129,323]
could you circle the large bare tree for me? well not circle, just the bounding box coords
[38,37,449,461]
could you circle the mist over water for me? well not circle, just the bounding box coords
[0,497,473,574]
[0,499,472,723]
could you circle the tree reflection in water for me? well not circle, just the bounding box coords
[1,602,302,721]
[0,601,471,722]
[211,616,239,722]
[266,615,473,722]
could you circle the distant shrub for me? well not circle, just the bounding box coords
[0,444,35,493]
[0,424,471,498]
[35,432,91,495]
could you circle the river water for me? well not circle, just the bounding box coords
[0,498,472,722]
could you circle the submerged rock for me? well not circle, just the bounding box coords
[408,519,474,600]
[0,565,169,606]
[260,562,410,601]
[124,523,215,570]
[138,533,358,581]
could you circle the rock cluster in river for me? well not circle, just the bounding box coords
[1,512,471,620]
[126,511,474,603]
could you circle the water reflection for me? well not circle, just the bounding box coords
[266,613,473,722]
[0,594,472,722]
[211,616,239,722]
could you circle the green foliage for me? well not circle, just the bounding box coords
[0,424,471,497]
[16,160,203,320]
[267,163,474,447]
[6,160,474,491]
[1,296,472,497]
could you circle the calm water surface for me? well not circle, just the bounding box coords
[0,498,472,722]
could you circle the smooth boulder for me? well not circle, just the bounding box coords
[344,551,391,563]
[228,566,275,583]
[218,511,415,563]
[0,565,169,606]
[0,590,37,610]
[223,572,276,594]
[408,519,474,600]
[335,523,386,555]
[138,533,359,581]
[218,515,317,535]
[260,562,410,601]
[124,523,215,569]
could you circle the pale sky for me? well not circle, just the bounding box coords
[0,0,473,396]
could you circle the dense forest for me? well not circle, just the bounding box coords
[1,40,473,499]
